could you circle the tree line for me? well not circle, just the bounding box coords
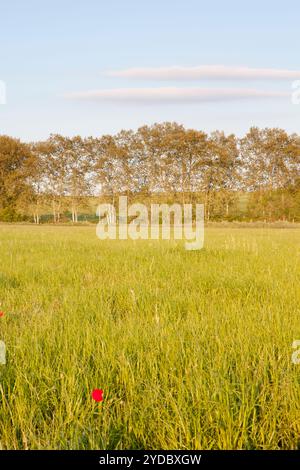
[0,122,299,223]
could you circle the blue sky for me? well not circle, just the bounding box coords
[0,0,299,141]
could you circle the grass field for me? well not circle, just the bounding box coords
[0,225,299,450]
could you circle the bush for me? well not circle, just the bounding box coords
[0,207,26,222]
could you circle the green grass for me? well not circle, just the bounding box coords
[0,225,299,449]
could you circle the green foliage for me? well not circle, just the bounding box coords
[0,136,34,216]
[0,125,299,222]
[0,207,24,222]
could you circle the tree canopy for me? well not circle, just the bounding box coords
[0,124,299,223]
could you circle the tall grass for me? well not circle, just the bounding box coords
[0,225,299,449]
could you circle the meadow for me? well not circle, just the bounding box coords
[0,225,299,450]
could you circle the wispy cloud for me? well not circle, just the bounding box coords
[65,87,289,104]
[106,65,300,81]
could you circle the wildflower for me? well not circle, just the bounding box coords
[91,389,104,402]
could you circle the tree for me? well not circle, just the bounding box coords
[240,128,300,221]
[62,136,93,223]
[200,132,240,220]
[0,136,33,221]
[91,132,134,205]
[37,135,70,223]
[16,142,47,224]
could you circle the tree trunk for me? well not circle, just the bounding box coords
[52,201,56,223]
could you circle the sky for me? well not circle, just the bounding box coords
[0,0,300,141]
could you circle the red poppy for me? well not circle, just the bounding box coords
[91,389,104,402]
[0,312,4,317]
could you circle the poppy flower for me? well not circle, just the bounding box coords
[0,312,4,317]
[91,389,104,402]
